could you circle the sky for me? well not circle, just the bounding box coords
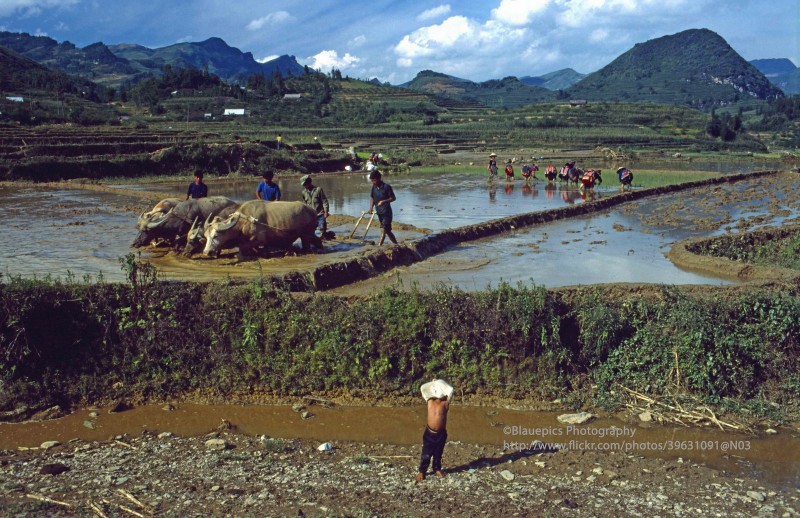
[0,0,798,84]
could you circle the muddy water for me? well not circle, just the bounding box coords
[331,172,800,293]
[2,403,797,489]
[0,169,796,286]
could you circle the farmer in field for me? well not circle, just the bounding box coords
[276,133,282,150]
[488,153,498,179]
[186,171,208,200]
[417,379,453,481]
[256,170,281,201]
[367,170,397,245]
[300,174,330,238]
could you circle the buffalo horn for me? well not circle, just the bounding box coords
[216,212,240,231]
[146,208,173,229]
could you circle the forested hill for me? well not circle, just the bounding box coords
[0,45,110,100]
[401,70,554,107]
[566,28,784,110]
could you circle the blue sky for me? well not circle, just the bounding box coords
[1,0,798,84]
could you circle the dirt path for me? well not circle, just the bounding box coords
[2,428,796,517]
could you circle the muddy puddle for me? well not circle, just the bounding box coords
[0,168,796,287]
[2,403,797,489]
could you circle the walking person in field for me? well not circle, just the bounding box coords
[186,171,208,200]
[256,170,281,201]
[367,170,397,245]
[417,379,453,481]
[300,174,329,238]
[488,153,498,179]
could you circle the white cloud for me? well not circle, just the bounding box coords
[555,0,695,28]
[589,28,608,43]
[492,0,550,26]
[176,35,193,43]
[257,54,280,64]
[305,50,361,71]
[0,0,79,18]
[246,11,292,31]
[348,34,366,48]
[417,4,451,21]
[394,16,476,61]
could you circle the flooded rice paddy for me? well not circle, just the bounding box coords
[0,165,797,289]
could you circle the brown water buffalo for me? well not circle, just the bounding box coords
[132,196,237,248]
[136,198,182,231]
[203,200,322,258]
[182,203,239,256]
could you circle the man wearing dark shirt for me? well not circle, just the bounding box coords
[186,172,208,200]
[256,170,281,201]
[367,170,397,245]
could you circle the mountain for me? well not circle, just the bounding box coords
[750,58,799,95]
[0,32,304,87]
[520,68,586,90]
[401,70,554,107]
[566,29,784,110]
[109,37,304,84]
[0,31,140,87]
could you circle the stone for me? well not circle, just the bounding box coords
[40,441,61,450]
[592,467,604,475]
[746,491,766,502]
[108,400,132,413]
[205,438,231,450]
[500,470,515,481]
[89,411,99,418]
[158,432,173,439]
[765,428,778,435]
[301,411,314,420]
[292,404,306,412]
[535,461,546,468]
[211,485,221,492]
[31,405,64,421]
[638,411,653,422]
[557,412,594,425]
[162,404,176,412]
[83,420,96,430]
[317,442,333,452]
[40,463,70,476]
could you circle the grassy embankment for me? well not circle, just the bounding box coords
[689,224,800,271]
[1,256,798,424]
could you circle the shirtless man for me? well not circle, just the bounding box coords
[417,379,453,481]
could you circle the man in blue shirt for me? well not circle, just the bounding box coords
[256,170,281,201]
[186,172,208,200]
[367,170,397,245]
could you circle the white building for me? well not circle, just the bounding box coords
[223,108,249,116]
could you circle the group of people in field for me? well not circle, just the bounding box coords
[488,153,634,192]
[185,162,398,245]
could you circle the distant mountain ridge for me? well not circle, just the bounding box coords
[401,70,554,107]
[108,37,304,84]
[565,29,783,109]
[519,68,586,90]
[0,31,304,87]
[750,58,799,95]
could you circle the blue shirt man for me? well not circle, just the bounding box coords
[186,172,208,200]
[256,171,281,201]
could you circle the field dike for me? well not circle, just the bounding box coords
[668,225,800,285]
[1,273,799,424]
[272,170,783,291]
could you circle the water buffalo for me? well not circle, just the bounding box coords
[132,196,237,248]
[203,200,322,258]
[136,198,182,231]
[182,203,239,256]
